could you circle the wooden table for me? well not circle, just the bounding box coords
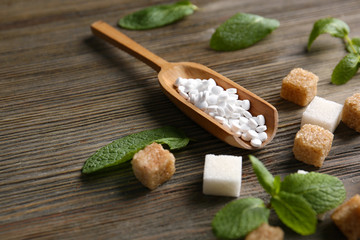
[1,0,359,239]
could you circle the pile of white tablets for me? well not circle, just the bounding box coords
[175,77,268,147]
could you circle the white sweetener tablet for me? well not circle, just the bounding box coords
[297,170,308,174]
[203,154,242,197]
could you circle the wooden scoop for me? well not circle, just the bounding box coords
[91,21,278,149]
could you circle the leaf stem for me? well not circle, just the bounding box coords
[344,35,358,54]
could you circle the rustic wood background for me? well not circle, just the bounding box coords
[1,0,360,239]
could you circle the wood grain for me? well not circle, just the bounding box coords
[1,0,359,239]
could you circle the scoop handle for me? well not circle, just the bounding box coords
[91,21,169,72]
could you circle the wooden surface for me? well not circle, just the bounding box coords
[1,0,360,239]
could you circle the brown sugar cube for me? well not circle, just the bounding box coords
[131,142,175,190]
[293,124,333,167]
[245,223,284,240]
[331,194,360,240]
[342,93,360,133]
[280,68,318,106]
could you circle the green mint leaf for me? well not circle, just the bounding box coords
[249,155,275,195]
[154,137,189,150]
[273,175,281,195]
[212,197,270,239]
[271,191,317,235]
[307,17,350,51]
[210,13,279,51]
[331,53,360,85]
[346,37,360,54]
[82,126,189,174]
[280,172,346,214]
[118,0,197,30]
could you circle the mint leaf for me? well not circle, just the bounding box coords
[346,37,360,54]
[154,137,189,150]
[271,191,317,235]
[280,172,346,214]
[118,0,197,30]
[82,126,189,174]
[212,197,270,239]
[249,155,275,195]
[308,18,350,50]
[210,13,279,51]
[273,175,281,195]
[331,53,360,85]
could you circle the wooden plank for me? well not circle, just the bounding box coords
[0,0,359,239]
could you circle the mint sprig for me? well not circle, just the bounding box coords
[210,13,279,51]
[211,155,346,238]
[118,0,197,30]
[82,126,189,174]
[308,17,360,85]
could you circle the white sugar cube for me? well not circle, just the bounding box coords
[203,154,242,197]
[301,96,343,133]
